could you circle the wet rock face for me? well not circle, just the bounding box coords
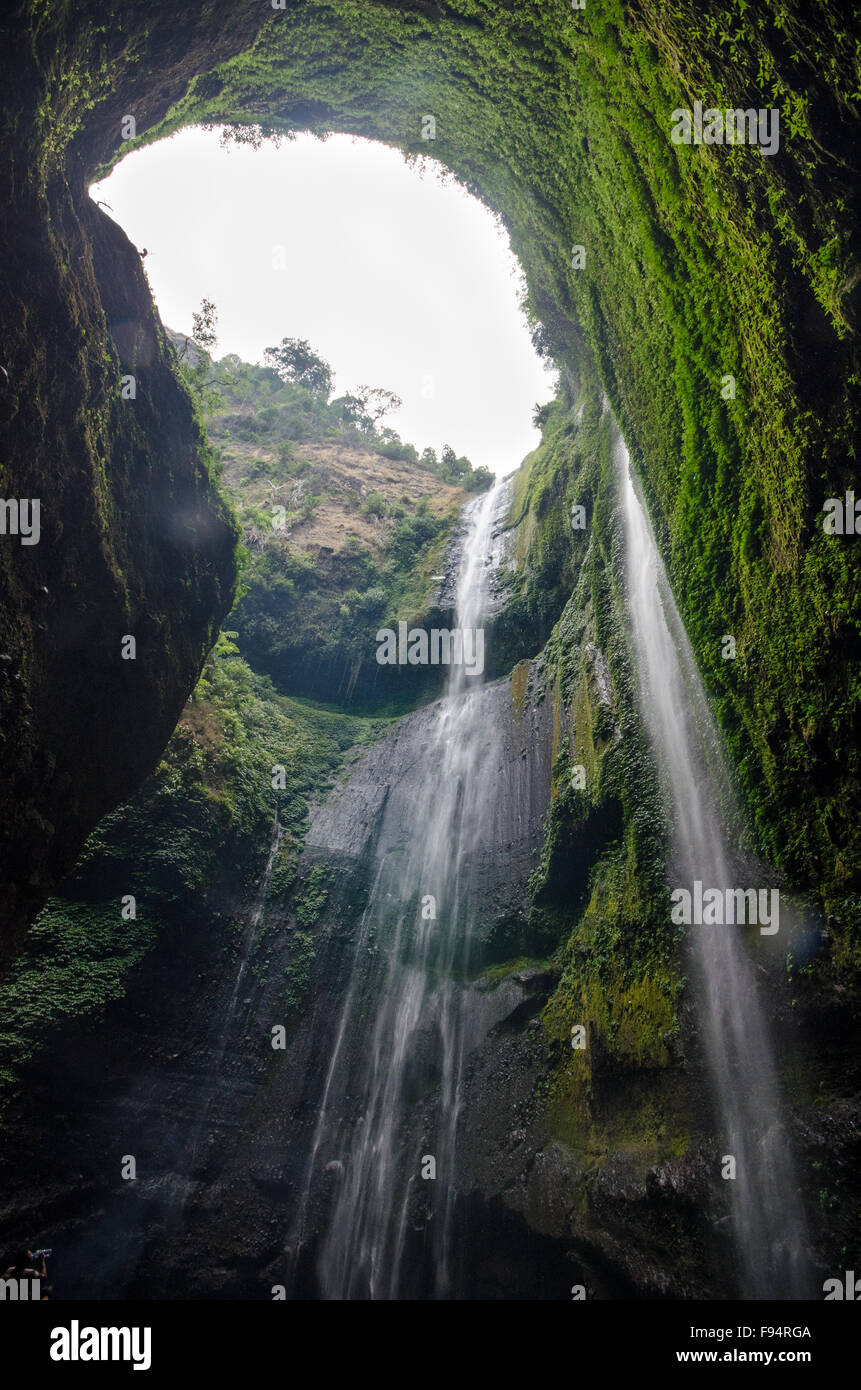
[307,674,559,965]
[0,669,567,1296]
[0,188,238,962]
[0,11,244,962]
[401,964,730,1300]
[0,651,827,1301]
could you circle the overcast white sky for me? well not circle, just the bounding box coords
[90,128,555,475]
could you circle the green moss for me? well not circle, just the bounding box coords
[500,370,682,1142]
[471,955,551,988]
[284,930,317,1012]
[294,864,331,929]
[510,660,530,718]
[0,902,157,1114]
[0,637,385,1118]
[96,0,857,905]
[543,851,678,1078]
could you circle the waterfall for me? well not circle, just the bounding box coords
[285,434,810,1299]
[617,431,810,1297]
[289,480,511,1299]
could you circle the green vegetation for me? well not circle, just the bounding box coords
[284,931,317,1013]
[0,903,157,1103]
[263,336,334,399]
[4,0,857,1242]
[198,342,489,707]
[110,0,858,923]
[498,370,680,1111]
[0,632,385,1116]
[281,863,333,1014]
[294,864,331,929]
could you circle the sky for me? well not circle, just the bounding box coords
[90,128,555,475]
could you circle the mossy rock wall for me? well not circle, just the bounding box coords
[118,0,859,907]
[0,4,250,960]
[3,0,856,963]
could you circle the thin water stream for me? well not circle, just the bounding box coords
[288,480,512,1298]
[38,429,811,1302]
[288,432,809,1299]
[618,432,809,1297]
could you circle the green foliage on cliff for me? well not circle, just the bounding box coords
[283,930,317,1013]
[0,903,157,1100]
[118,0,858,914]
[0,635,384,1116]
[230,508,454,709]
[198,347,482,707]
[294,863,331,929]
[75,633,377,889]
[507,377,680,1101]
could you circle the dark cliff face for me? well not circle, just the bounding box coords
[0,663,627,1299]
[0,671,552,1295]
[2,0,857,959]
[0,7,246,960]
[0,0,857,1303]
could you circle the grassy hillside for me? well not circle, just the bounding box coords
[193,344,490,706]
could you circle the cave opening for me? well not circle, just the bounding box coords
[0,0,858,1321]
[89,125,555,479]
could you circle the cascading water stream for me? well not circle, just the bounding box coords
[179,812,283,1179]
[288,480,511,1299]
[285,432,808,1300]
[617,431,809,1297]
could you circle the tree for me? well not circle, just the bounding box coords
[191,298,219,350]
[176,299,221,415]
[440,444,471,484]
[440,444,459,475]
[330,393,372,431]
[329,386,402,434]
[532,400,554,429]
[464,465,494,492]
[263,337,333,399]
[354,386,402,428]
